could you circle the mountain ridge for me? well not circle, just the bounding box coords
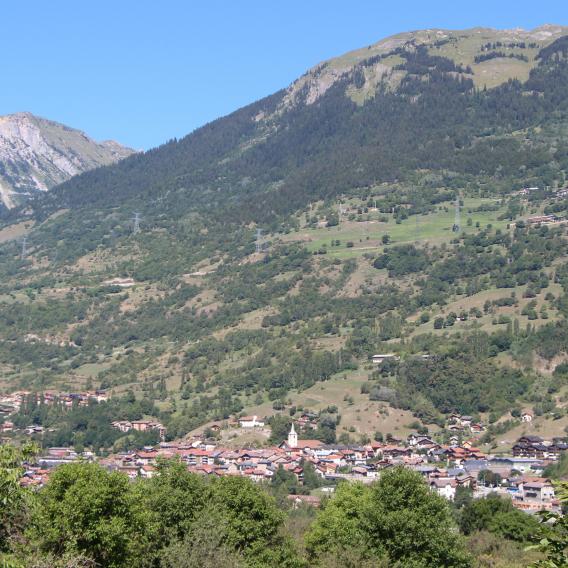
[16,24,567,228]
[0,112,134,209]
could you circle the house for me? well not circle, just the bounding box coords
[513,443,548,459]
[518,435,544,445]
[139,465,157,479]
[296,440,324,452]
[527,215,558,225]
[430,478,456,500]
[134,451,158,465]
[112,420,132,433]
[408,434,435,448]
[131,420,155,432]
[238,416,265,428]
[470,423,486,434]
[118,420,167,440]
[0,421,14,433]
[286,494,321,508]
[103,277,136,288]
[382,445,412,459]
[372,354,400,365]
[523,481,555,503]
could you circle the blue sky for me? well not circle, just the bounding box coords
[3,0,566,149]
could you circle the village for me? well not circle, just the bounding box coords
[11,408,563,514]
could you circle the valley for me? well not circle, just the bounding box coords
[3,19,568,567]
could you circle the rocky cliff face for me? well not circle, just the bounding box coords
[0,112,134,209]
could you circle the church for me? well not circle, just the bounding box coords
[278,423,323,453]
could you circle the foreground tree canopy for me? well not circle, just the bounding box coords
[0,460,480,568]
[305,467,472,567]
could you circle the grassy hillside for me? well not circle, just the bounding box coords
[2,30,568,450]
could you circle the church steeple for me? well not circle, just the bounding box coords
[288,422,298,448]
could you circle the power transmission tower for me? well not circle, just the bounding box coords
[452,197,461,233]
[132,212,142,234]
[20,236,27,260]
[255,228,262,253]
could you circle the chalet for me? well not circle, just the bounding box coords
[518,435,544,445]
[521,411,534,423]
[407,434,435,447]
[382,445,412,459]
[238,415,265,428]
[470,423,486,434]
[512,442,548,459]
[455,474,476,488]
[296,413,318,430]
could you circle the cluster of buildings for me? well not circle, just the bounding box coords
[526,214,561,225]
[512,435,568,460]
[0,390,108,413]
[111,419,167,440]
[17,425,563,513]
[0,390,109,435]
[446,413,486,435]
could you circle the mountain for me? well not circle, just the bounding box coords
[23,24,568,223]
[0,112,134,209]
[3,26,568,453]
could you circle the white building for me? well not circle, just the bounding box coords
[288,423,298,448]
[430,478,456,500]
[238,415,265,428]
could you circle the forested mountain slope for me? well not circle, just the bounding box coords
[3,27,568,451]
[18,25,568,225]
